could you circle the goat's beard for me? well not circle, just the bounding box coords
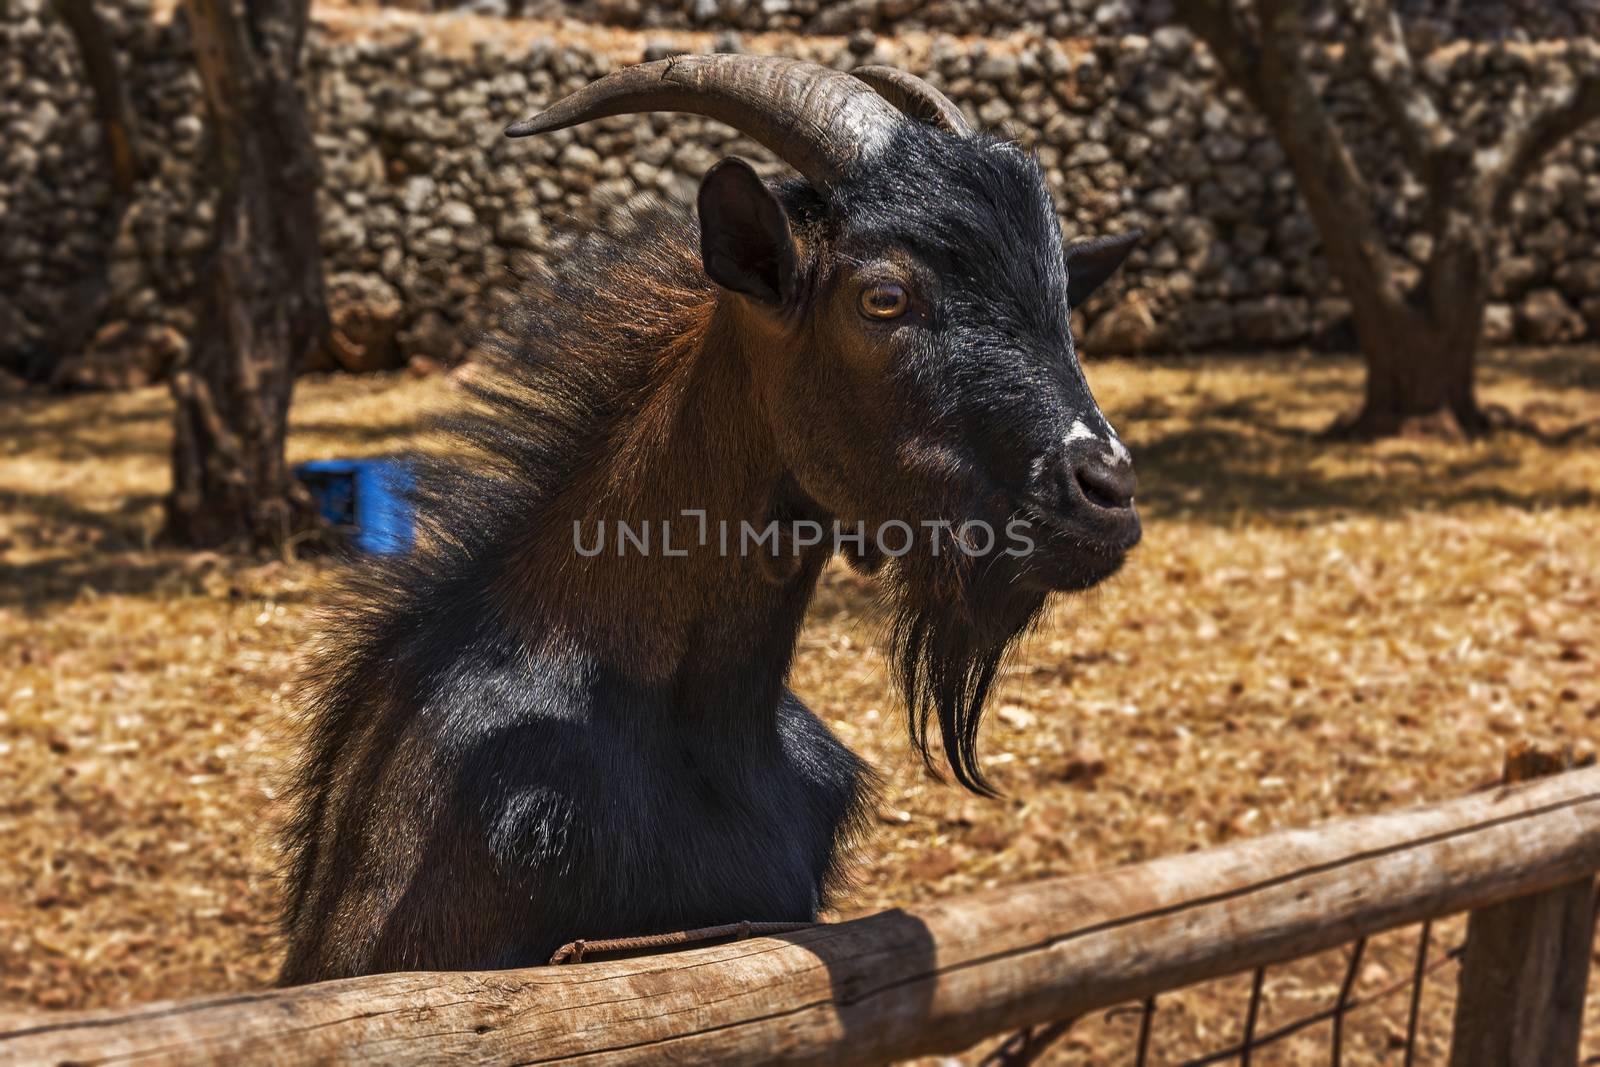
[879,547,1047,797]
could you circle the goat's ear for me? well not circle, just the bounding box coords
[698,157,798,307]
[1064,230,1141,306]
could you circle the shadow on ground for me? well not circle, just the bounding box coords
[1130,422,1598,522]
[0,380,435,609]
[1110,348,1600,524]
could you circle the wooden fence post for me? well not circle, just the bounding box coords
[1448,745,1598,1067]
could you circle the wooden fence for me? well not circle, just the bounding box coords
[4,761,1598,1066]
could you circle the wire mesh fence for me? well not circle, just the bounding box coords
[977,923,1461,1066]
[977,894,1600,1067]
[979,921,1465,1066]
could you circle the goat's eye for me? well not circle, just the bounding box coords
[859,284,909,320]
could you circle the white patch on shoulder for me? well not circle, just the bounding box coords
[1064,420,1098,445]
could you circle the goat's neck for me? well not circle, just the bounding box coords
[510,305,826,708]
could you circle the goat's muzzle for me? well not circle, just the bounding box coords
[1014,439,1141,588]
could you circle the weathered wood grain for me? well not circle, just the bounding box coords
[1447,876,1596,1067]
[5,765,1599,1067]
[1449,746,1598,1067]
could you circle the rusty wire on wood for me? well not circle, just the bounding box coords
[547,920,815,964]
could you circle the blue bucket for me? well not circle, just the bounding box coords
[296,458,415,555]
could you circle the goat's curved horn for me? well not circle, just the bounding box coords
[850,65,972,136]
[505,54,904,190]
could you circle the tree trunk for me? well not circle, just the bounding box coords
[165,0,328,549]
[1235,2,1487,439]
[49,0,142,198]
[1333,216,1491,439]
[1171,0,1523,441]
[1346,325,1483,438]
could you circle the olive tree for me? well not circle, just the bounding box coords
[165,0,329,547]
[1175,0,1600,437]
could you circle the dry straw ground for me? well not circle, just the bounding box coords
[3,349,1598,1063]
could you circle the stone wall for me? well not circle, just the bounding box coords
[417,0,1599,45]
[2,0,1598,385]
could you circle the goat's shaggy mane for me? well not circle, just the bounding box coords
[281,208,726,930]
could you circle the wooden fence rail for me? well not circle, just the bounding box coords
[4,765,1599,1067]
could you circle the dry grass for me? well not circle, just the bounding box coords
[3,349,1598,1063]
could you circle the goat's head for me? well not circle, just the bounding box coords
[510,56,1141,792]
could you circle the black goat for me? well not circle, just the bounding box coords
[280,56,1140,982]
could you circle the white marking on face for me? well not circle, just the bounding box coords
[1067,417,1132,467]
[1064,420,1097,445]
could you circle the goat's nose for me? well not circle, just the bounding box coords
[1074,456,1137,511]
